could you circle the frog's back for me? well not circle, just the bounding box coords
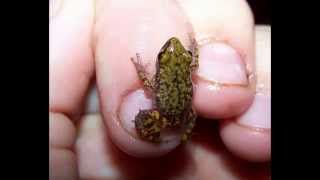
[155,37,193,116]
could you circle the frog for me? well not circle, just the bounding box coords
[131,37,199,143]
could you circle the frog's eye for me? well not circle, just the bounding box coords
[159,53,170,64]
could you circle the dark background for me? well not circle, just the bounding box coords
[247,0,271,25]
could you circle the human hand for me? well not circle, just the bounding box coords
[50,0,270,179]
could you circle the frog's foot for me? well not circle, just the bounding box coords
[130,53,156,91]
[180,109,197,143]
[134,109,168,143]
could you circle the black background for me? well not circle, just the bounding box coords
[248,0,271,24]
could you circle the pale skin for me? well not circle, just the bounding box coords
[50,0,271,179]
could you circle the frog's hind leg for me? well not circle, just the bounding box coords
[131,53,156,91]
[181,108,197,143]
[134,109,169,143]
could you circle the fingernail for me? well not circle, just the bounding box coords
[197,43,248,85]
[119,89,180,142]
[237,93,271,129]
[50,0,64,20]
[119,89,153,135]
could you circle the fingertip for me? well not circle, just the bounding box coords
[50,113,78,179]
[176,0,256,120]
[219,93,271,162]
[106,89,181,158]
[98,82,181,157]
[118,89,152,136]
[193,42,255,119]
[220,121,270,162]
[49,112,76,149]
[194,82,254,119]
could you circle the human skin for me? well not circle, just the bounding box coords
[49,0,271,179]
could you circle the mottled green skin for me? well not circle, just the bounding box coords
[156,37,193,116]
[132,37,198,143]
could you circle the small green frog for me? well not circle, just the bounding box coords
[131,37,199,143]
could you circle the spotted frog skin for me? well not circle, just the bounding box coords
[131,37,199,143]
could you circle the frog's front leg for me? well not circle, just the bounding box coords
[131,53,156,91]
[181,108,197,143]
[189,38,199,71]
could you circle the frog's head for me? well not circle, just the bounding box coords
[158,37,191,65]
[167,37,185,54]
[160,37,187,55]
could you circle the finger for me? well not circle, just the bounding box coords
[50,113,76,149]
[76,114,270,179]
[49,112,78,180]
[178,0,256,119]
[220,25,271,162]
[49,0,95,116]
[75,114,123,179]
[50,0,95,178]
[189,121,270,179]
[76,114,188,179]
[76,114,184,179]
[95,0,255,157]
[95,0,193,157]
